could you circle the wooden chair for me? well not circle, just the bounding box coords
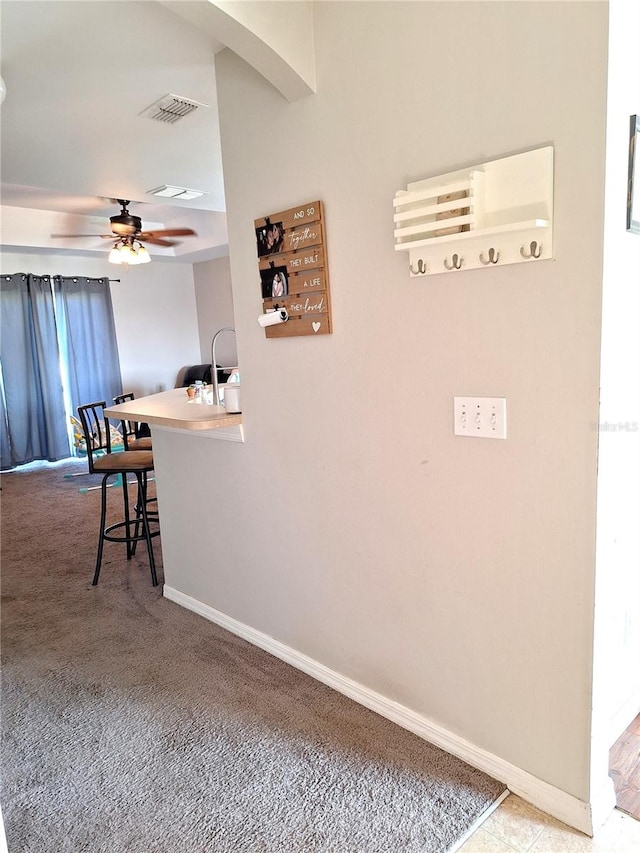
[77,401,159,586]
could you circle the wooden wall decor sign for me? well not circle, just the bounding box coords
[254,200,332,338]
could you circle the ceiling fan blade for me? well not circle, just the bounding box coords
[138,228,197,239]
[142,236,178,247]
[51,233,113,238]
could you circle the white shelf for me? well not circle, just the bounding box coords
[393,178,473,208]
[394,147,554,276]
[394,196,474,225]
[394,214,475,243]
[395,218,550,251]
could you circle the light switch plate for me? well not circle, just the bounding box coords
[454,397,507,439]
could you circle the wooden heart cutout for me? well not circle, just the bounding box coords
[312,322,321,333]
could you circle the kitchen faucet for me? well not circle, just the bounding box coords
[210,327,237,406]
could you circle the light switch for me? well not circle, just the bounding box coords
[454,397,507,439]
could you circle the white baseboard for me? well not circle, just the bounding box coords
[163,585,604,836]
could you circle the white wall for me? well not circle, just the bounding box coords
[193,256,237,368]
[592,0,640,813]
[165,0,316,101]
[0,251,201,395]
[210,0,316,95]
[158,0,610,826]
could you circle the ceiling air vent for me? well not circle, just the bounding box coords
[140,94,207,124]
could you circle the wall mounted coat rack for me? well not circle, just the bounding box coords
[254,200,332,337]
[394,146,554,277]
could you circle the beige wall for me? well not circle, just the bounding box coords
[193,256,237,367]
[173,0,608,804]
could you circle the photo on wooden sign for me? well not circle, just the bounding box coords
[260,264,289,299]
[256,218,285,257]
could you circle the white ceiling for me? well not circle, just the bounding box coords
[0,0,229,263]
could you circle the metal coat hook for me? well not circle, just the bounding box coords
[479,247,500,265]
[410,259,427,275]
[520,241,542,259]
[444,253,463,271]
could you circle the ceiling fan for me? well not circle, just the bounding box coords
[51,199,197,265]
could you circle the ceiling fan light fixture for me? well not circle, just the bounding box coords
[136,244,151,264]
[110,201,142,236]
[108,236,151,267]
[54,200,191,261]
[119,242,135,261]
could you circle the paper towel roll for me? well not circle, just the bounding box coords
[258,308,288,327]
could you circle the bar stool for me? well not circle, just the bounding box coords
[113,393,152,451]
[77,401,160,586]
[113,393,157,520]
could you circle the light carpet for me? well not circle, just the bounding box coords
[1,460,506,852]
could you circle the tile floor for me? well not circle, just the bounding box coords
[460,794,640,852]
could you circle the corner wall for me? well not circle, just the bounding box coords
[165,0,609,826]
[193,256,237,367]
[591,0,640,822]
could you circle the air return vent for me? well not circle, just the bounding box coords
[140,94,207,124]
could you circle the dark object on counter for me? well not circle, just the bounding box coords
[176,364,231,388]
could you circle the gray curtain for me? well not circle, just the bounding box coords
[0,273,70,468]
[54,276,122,418]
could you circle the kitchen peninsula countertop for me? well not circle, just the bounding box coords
[104,387,242,432]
